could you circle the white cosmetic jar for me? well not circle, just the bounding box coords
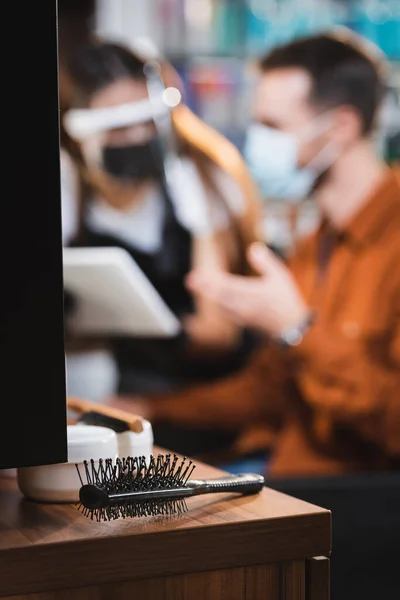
[74,418,154,461]
[17,425,118,503]
[117,418,154,460]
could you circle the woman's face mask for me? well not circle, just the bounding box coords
[102,137,165,183]
[243,115,339,202]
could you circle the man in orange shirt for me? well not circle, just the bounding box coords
[111,31,400,477]
[184,31,400,476]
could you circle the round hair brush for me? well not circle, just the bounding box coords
[76,453,265,522]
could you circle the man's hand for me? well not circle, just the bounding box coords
[186,242,309,337]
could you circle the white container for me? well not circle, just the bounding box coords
[75,418,154,462]
[117,418,154,461]
[17,425,119,503]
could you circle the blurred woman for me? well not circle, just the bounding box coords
[62,40,262,458]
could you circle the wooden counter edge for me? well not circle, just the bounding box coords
[0,509,330,597]
[306,556,330,600]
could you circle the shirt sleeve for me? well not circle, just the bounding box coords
[150,344,291,429]
[291,284,400,457]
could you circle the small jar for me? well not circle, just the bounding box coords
[117,418,154,460]
[17,425,118,503]
[74,418,154,461]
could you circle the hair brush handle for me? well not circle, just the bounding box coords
[189,473,265,496]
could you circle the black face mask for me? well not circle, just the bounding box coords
[102,138,165,183]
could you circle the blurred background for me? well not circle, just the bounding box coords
[58,6,400,598]
[60,0,400,252]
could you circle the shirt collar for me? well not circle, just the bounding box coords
[337,168,400,250]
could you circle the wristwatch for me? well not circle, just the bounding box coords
[277,311,315,347]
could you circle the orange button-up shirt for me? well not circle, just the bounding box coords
[271,167,400,476]
[151,168,400,476]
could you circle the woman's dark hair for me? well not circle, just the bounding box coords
[58,0,96,151]
[259,33,386,135]
[69,41,147,104]
[58,0,95,64]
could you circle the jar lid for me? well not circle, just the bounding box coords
[67,425,118,464]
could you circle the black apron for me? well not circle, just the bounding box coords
[69,181,259,456]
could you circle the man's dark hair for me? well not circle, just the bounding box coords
[259,32,386,134]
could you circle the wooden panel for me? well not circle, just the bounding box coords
[181,568,245,600]
[306,557,330,600]
[1,562,320,600]
[244,563,280,598]
[2,591,99,600]
[282,560,305,600]
[2,566,258,600]
[0,454,331,597]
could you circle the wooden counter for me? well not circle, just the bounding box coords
[0,456,331,600]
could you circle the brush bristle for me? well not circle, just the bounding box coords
[75,453,196,521]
